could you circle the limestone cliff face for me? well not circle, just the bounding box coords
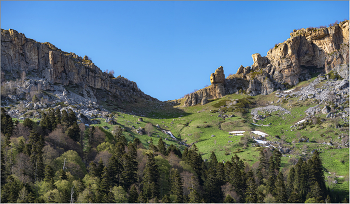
[183,66,225,106]
[1,29,156,103]
[183,20,349,106]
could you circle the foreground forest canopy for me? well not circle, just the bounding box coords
[0,107,347,203]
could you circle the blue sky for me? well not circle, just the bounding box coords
[1,1,349,101]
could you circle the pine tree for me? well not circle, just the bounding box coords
[245,170,257,203]
[48,108,56,130]
[308,150,327,198]
[66,121,80,142]
[170,168,183,203]
[224,194,235,203]
[23,118,33,129]
[88,161,97,177]
[68,109,77,127]
[44,165,55,186]
[61,110,69,128]
[188,188,201,203]
[128,185,139,203]
[161,194,171,203]
[288,190,302,203]
[98,167,110,203]
[96,158,105,179]
[286,166,295,196]
[274,171,287,202]
[120,154,138,190]
[1,148,6,185]
[107,155,122,186]
[157,137,166,155]
[141,152,160,200]
[1,175,20,203]
[55,108,61,125]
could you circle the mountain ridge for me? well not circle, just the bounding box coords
[182,20,349,106]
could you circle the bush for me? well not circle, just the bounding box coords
[326,71,342,80]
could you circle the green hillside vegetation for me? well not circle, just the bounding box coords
[1,75,348,203]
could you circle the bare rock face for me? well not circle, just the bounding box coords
[183,20,349,106]
[183,66,225,106]
[1,29,156,104]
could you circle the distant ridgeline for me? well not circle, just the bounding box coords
[1,28,157,107]
[183,20,349,106]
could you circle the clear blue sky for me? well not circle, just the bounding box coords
[2,1,349,101]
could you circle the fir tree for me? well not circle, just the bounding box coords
[98,167,110,203]
[308,150,327,198]
[23,118,33,129]
[66,121,80,142]
[1,148,6,185]
[288,190,302,203]
[48,108,56,130]
[141,152,160,200]
[1,175,20,203]
[61,110,69,128]
[107,155,122,187]
[188,188,201,203]
[274,171,287,202]
[68,109,77,127]
[286,166,295,196]
[44,165,55,186]
[170,168,183,203]
[157,137,166,155]
[55,108,61,125]
[245,170,257,203]
[128,185,139,203]
[161,194,171,203]
[96,158,105,179]
[120,154,138,190]
[224,194,235,203]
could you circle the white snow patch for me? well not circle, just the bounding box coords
[229,131,246,135]
[251,131,268,137]
[284,88,295,93]
[295,119,306,125]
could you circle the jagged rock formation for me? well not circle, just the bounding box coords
[183,66,225,106]
[183,20,349,106]
[1,29,156,107]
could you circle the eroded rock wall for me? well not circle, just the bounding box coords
[1,29,156,103]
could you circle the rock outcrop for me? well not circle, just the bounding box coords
[183,66,225,106]
[183,20,349,106]
[1,29,156,106]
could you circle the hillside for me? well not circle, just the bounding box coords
[1,21,349,203]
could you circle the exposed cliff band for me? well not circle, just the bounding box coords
[1,29,156,104]
[183,20,349,106]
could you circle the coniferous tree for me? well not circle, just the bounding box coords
[40,112,51,132]
[170,168,183,203]
[308,150,327,198]
[23,118,33,129]
[96,158,105,179]
[68,109,77,127]
[1,108,14,145]
[88,161,98,177]
[120,153,138,190]
[245,170,257,203]
[188,188,201,203]
[128,185,139,203]
[161,194,171,203]
[157,137,166,155]
[274,171,287,202]
[55,108,61,125]
[141,152,160,200]
[107,155,122,187]
[137,191,147,203]
[59,169,67,180]
[288,190,302,203]
[306,181,324,202]
[286,166,295,196]
[1,148,6,186]
[48,108,56,130]
[230,155,246,202]
[98,167,110,203]
[44,165,55,187]
[224,194,235,203]
[1,175,20,203]
[216,162,225,185]
[66,121,80,142]
[61,110,69,128]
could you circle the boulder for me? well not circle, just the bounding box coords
[322,106,331,114]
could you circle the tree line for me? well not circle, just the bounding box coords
[1,108,347,203]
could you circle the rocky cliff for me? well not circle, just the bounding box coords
[183,66,225,106]
[183,20,349,106]
[1,29,156,108]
